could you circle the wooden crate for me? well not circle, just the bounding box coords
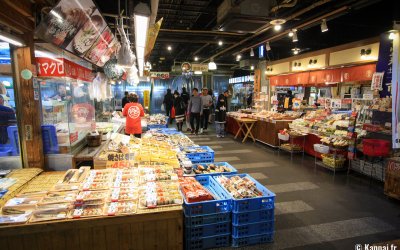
[0,207,183,250]
[384,158,400,200]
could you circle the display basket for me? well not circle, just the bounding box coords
[313,144,330,154]
[192,162,237,176]
[183,176,231,216]
[232,220,274,238]
[185,222,231,239]
[185,146,214,163]
[211,174,276,213]
[362,139,391,157]
[232,208,274,225]
[231,232,274,247]
[185,212,231,227]
[185,234,230,250]
[321,154,346,168]
[278,133,289,141]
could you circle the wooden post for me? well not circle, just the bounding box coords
[12,34,44,168]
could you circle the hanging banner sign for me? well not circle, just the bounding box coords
[36,57,93,82]
[377,34,394,97]
[150,72,170,79]
[331,99,342,109]
[143,90,150,108]
[392,31,400,148]
[371,72,385,91]
[191,63,208,72]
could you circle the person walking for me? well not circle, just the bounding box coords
[181,87,191,131]
[163,89,174,123]
[121,91,129,109]
[208,89,216,124]
[199,87,212,134]
[215,94,227,138]
[122,94,145,138]
[188,88,203,135]
[173,91,185,131]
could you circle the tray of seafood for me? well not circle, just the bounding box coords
[138,182,182,209]
[40,190,78,204]
[105,201,137,215]
[109,188,138,202]
[30,208,70,222]
[72,204,105,218]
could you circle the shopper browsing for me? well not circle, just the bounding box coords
[122,94,145,138]
[173,91,185,131]
[121,91,129,109]
[188,88,203,135]
[163,89,174,123]
[181,87,191,131]
[200,87,212,134]
[215,94,227,138]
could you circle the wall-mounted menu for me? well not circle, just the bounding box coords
[35,0,120,68]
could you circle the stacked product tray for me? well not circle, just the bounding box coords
[183,176,232,250]
[184,146,215,164]
[211,174,276,247]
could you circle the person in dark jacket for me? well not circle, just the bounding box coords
[163,89,174,123]
[173,91,185,131]
[215,94,227,138]
[122,91,129,109]
[181,87,190,107]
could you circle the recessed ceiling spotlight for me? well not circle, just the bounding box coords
[167,45,172,51]
[270,19,286,31]
[194,56,199,61]
[288,31,294,37]
[218,40,223,46]
[321,19,328,32]
[236,54,241,61]
[292,48,300,55]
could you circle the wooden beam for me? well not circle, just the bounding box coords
[12,33,44,168]
[0,3,34,33]
[4,0,35,21]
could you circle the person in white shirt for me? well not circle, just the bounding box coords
[199,87,212,134]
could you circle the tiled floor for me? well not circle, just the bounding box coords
[186,130,400,250]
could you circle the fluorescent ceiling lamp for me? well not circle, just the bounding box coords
[321,19,328,32]
[194,71,202,75]
[138,59,144,77]
[0,31,25,47]
[134,2,151,77]
[250,48,254,57]
[34,50,63,63]
[208,59,217,70]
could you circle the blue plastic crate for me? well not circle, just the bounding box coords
[232,232,274,247]
[41,125,59,154]
[190,159,214,164]
[185,146,214,162]
[147,124,168,129]
[232,220,274,238]
[183,176,231,216]
[0,144,12,157]
[185,233,230,250]
[7,126,19,154]
[184,212,231,227]
[192,162,238,176]
[185,222,231,239]
[211,174,276,213]
[232,209,274,225]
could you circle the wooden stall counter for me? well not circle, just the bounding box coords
[0,206,183,250]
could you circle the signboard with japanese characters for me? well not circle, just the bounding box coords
[150,72,170,79]
[36,57,93,82]
[371,72,385,91]
[191,63,208,72]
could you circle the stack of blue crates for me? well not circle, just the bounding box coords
[184,146,214,164]
[212,174,276,247]
[183,176,232,250]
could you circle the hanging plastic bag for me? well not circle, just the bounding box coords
[161,103,165,112]
[170,106,176,118]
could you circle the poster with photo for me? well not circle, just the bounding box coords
[95,37,121,67]
[65,9,107,57]
[84,27,115,65]
[35,0,96,48]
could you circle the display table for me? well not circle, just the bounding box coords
[0,207,183,250]
[234,118,257,143]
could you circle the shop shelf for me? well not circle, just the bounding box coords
[192,162,237,176]
[232,220,274,238]
[185,233,230,250]
[184,212,231,227]
[231,232,274,247]
[211,174,276,213]
[185,222,231,239]
[41,125,59,154]
[183,176,231,216]
[232,208,274,226]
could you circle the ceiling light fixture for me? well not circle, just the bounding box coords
[321,19,328,32]
[266,42,271,51]
[167,45,172,51]
[270,19,286,31]
[194,71,202,75]
[292,29,298,42]
[389,30,397,40]
[134,2,151,77]
[194,56,199,61]
[292,48,300,55]
[218,40,223,46]
[288,31,294,37]
[250,48,254,57]
[0,31,25,47]
[236,54,241,61]
[250,65,254,70]
[208,58,217,70]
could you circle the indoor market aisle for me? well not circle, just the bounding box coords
[187,131,400,250]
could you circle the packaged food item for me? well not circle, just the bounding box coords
[0,212,32,224]
[75,190,108,205]
[180,177,214,203]
[16,191,48,198]
[106,201,137,215]
[30,208,70,222]
[72,205,105,218]
[109,188,138,202]
[192,163,232,175]
[216,175,263,199]
[138,182,182,208]
[81,181,111,191]
[37,202,72,210]
[2,206,35,215]
[85,169,114,183]
[5,197,41,207]
[40,191,78,204]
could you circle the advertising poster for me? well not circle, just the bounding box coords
[392,32,400,148]
[84,27,115,65]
